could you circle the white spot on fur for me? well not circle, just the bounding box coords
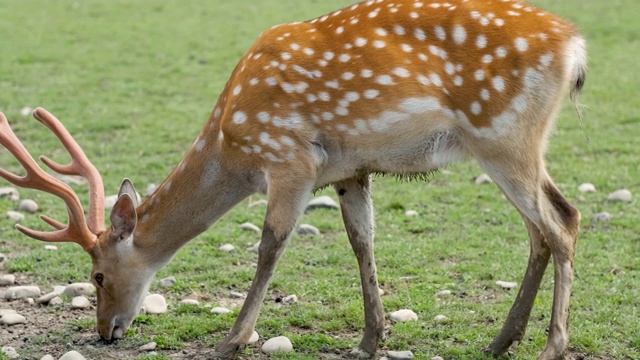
[232,111,247,124]
[452,25,467,44]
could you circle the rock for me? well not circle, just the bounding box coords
[248,199,268,207]
[248,330,260,344]
[283,294,298,304]
[104,195,118,209]
[296,224,320,236]
[578,183,596,193]
[607,189,632,202]
[25,297,35,305]
[18,199,38,213]
[143,294,168,314]
[388,350,415,359]
[261,336,294,353]
[53,285,66,295]
[496,280,518,290]
[20,106,33,117]
[436,290,452,296]
[0,187,20,201]
[219,244,235,252]
[146,183,158,196]
[405,210,419,217]
[306,195,339,211]
[180,299,200,306]
[6,211,24,223]
[49,296,63,306]
[240,222,261,233]
[0,309,17,316]
[0,274,16,286]
[159,276,176,287]
[52,174,87,186]
[44,245,58,250]
[248,241,260,252]
[139,342,157,351]
[210,306,232,314]
[71,296,91,309]
[378,288,385,296]
[390,309,418,322]
[1,346,19,359]
[40,355,55,360]
[229,291,245,299]
[434,314,450,323]
[1,313,26,325]
[63,283,95,297]
[431,357,445,360]
[4,285,40,299]
[474,173,493,185]
[592,212,612,222]
[59,351,86,360]
[37,292,59,304]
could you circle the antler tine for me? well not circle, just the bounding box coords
[0,111,97,251]
[32,108,105,234]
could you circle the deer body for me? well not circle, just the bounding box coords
[0,0,585,359]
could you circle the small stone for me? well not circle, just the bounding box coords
[25,297,35,305]
[20,106,33,117]
[248,241,260,252]
[306,195,340,211]
[436,290,452,296]
[0,187,20,201]
[431,357,445,360]
[59,350,86,360]
[146,183,158,197]
[229,291,245,299]
[296,224,320,236]
[0,309,17,316]
[6,211,24,223]
[1,346,19,359]
[390,309,418,322]
[44,245,58,250]
[4,285,40,299]
[261,336,293,353]
[180,299,200,306]
[49,296,63,306]
[388,350,415,359]
[248,330,260,344]
[240,222,261,233]
[0,274,16,286]
[104,195,118,209]
[143,294,168,314]
[496,280,518,290]
[434,314,449,323]
[592,212,612,222]
[159,276,176,287]
[40,355,55,360]
[37,292,59,304]
[607,189,632,202]
[18,199,38,213]
[578,183,596,193]
[1,313,26,325]
[474,173,493,185]
[219,244,235,252]
[405,210,419,217]
[248,199,268,207]
[71,296,91,309]
[52,174,87,186]
[210,306,232,314]
[139,342,157,351]
[53,285,66,295]
[63,283,95,297]
[378,288,385,296]
[283,294,298,304]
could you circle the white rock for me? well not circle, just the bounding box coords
[390,309,418,322]
[248,241,260,253]
[143,294,168,314]
[306,195,339,211]
[219,244,235,252]
[49,296,63,306]
[296,224,320,236]
[18,199,38,213]
[0,187,20,201]
[1,313,26,325]
[25,297,35,305]
[436,290,452,296]
[474,173,493,185]
[248,199,268,207]
[210,306,232,314]
[4,285,40,299]
[496,280,518,290]
[405,210,419,217]
[180,299,200,306]
[1,346,19,359]
[63,283,95,297]
[229,291,245,299]
[146,183,158,196]
[59,350,86,360]
[378,288,385,296]
[261,336,293,353]
[40,355,55,360]
[104,194,118,209]
[578,183,596,193]
[20,106,33,117]
[607,189,632,202]
[388,350,415,359]
[52,174,87,186]
[139,342,157,351]
[0,274,16,286]
[44,245,58,250]
[53,285,66,295]
[240,222,261,233]
[6,211,24,223]
[248,330,260,344]
[434,314,449,323]
[0,309,17,316]
[71,296,91,309]
[159,276,176,287]
[37,292,59,304]
[592,212,612,222]
[283,294,298,304]
[431,357,445,360]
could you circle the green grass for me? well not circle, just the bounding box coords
[1,0,639,359]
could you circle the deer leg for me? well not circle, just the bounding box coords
[334,175,384,359]
[212,173,315,359]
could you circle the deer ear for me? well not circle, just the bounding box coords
[109,193,137,241]
[118,178,139,207]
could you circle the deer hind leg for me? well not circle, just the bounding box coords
[334,175,385,359]
[213,169,316,359]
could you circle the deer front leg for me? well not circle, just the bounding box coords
[212,173,315,359]
[334,175,385,359]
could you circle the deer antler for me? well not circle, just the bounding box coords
[0,108,105,251]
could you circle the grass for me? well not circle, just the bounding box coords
[1,0,639,359]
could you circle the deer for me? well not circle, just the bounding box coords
[0,0,586,359]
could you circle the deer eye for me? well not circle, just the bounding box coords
[94,273,104,287]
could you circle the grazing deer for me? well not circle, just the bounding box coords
[0,0,586,358]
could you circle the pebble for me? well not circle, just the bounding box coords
[378,288,385,296]
[592,212,612,222]
[248,199,268,207]
[20,106,33,117]
[388,350,415,359]
[283,294,298,304]
[143,294,168,314]
[1,313,26,325]
[578,183,596,193]
[59,351,86,360]
[607,189,632,202]
[18,199,38,213]
[4,285,40,300]
[146,183,158,196]
[180,299,200,306]
[405,210,419,217]
[37,292,59,304]
[49,296,63,306]
[0,309,17,316]
[431,357,445,360]
[159,276,176,287]
[261,336,293,353]
[40,355,55,360]
[240,222,261,233]
[436,290,452,296]
[474,173,493,185]
[229,291,245,299]
[306,195,340,211]
[296,224,320,236]
[25,297,35,305]
[390,309,418,322]
[496,280,518,290]
[63,283,95,297]
[219,244,235,252]
[71,296,91,309]
[210,306,232,314]
[139,342,157,351]
[248,330,260,344]
[104,195,118,209]
[1,346,19,359]
[53,285,66,295]
[434,314,450,323]
[0,274,16,286]
[44,245,58,250]
[6,211,24,223]
[0,187,20,201]
[248,241,260,253]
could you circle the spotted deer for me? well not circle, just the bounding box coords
[0,0,586,358]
